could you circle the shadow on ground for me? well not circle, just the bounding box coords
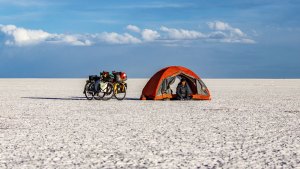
[21,97,140,101]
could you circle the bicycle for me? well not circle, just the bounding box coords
[112,71,127,100]
[83,75,114,100]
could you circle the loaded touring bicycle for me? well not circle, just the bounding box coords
[84,71,127,101]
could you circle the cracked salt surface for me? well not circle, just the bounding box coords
[0,79,299,168]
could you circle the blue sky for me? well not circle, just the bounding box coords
[0,0,299,78]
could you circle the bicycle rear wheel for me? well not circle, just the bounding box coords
[84,82,94,100]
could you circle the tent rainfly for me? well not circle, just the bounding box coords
[140,66,211,100]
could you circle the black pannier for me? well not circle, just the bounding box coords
[89,75,100,81]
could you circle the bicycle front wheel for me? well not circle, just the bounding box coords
[114,83,127,100]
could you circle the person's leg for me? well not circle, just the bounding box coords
[179,93,188,100]
[177,96,184,100]
[186,96,192,100]
[95,80,100,92]
[176,93,184,100]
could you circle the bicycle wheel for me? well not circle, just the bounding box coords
[102,82,114,100]
[84,82,94,100]
[94,82,104,100]
[94,89,105,100]
[114,83,127,100]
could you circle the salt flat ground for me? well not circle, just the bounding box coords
[0,79,299,168]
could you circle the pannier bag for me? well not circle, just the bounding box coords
[113,71,127,82]
[99,82,107,90]
[89,75,100,81]
[101,71,111,82]
[120,72,127,81]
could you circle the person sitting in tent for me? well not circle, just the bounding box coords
[176,78,192,100]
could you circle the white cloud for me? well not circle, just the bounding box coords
[208,21,246,37]
[160,26,205,40]
[0,24,91,46]
[1,24,51,46]
[231,28,245,37]
[208,21,231,31]
[126,25,141,33]
[100,32,141,44]
[0,22,256,46]
[208,31,227,39]
[207,21,255,44]
[58,34,92,46]
[141,29,160,41]
[159,23,255,44]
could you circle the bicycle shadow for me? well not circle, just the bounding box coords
[21,96,86,101]
[21,96,140,101]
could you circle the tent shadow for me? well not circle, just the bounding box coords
[124,97,140,100]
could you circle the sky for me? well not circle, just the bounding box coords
[0,0,299,78]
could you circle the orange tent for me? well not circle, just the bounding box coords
[140,66,211,100]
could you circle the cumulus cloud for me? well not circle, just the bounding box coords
[208,31,227,39]
[160,26,205,40]
[141,29,160,41]
[208,21,231,31]
[58,34,92,46]
[208,21,245,37]
[159,23,255,44]
[219,38,256,44]
[99,32,141,44]
[126,25,141,33]
[0,22,255,46]
[0,24,141,46]
[0,24,92,46]
[1,25,51,45]
[207,21,255,43]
